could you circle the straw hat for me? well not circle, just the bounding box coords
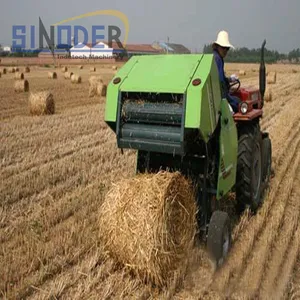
[213,30,235,49]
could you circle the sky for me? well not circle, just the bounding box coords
[0,0,299,53]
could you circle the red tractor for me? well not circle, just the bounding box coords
[229,40,272,213]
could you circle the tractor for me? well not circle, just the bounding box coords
[104,40,272,267]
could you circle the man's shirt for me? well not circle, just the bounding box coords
[213,49,240,112]
[213,49,229,98]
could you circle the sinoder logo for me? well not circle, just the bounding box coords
[12,9,129,52]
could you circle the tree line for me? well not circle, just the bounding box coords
[202,44,300,63]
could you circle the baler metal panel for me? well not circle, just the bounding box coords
[185,55,221,141]
[217,99,238,200]
[104,57,139,123]
[119,54,203,93]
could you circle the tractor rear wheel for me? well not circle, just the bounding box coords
[207,211,232,268]
[236,124,263,213]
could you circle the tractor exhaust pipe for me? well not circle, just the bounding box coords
[259,39,267,107]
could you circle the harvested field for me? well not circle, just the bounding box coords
[0,62,300,299]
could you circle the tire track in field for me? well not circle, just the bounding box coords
[257,74,299,130]
[0,120,111,206]
[261,95,294,130]
[1,118,110,179]
[257,171,300,298]
[228,153,300,297]
[0,156,135,299]
[287,256,300,300]
[261,85,300,131]
[0,110,105,166]
[0,142,105,206]
[205,123,300,295]
[272,226,300,299]
[1,130,104,180]
[0,142,133,246]
[270,117,300,167]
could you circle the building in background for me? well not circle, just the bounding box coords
[152,41,191,54]
[2,46,12,53]
[125,44,161,57]
[61,41,191,59]
[70,42,161,58]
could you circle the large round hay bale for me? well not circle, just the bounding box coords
[292,69,297,74]
[264,88,272,102]
[14,67,19,72]
[78,65,83,69]
[71,74,82,83]
[239,70,246,76]
[2,68,7,74]
[90,67,96,72]
[98,171,197,287]
[96,82,107,97]
[29,91,55,115]
[14,80,29,93]
[267,71,277,84]
[64,72,73,79]
[89,75,102,85]
[14,72,24,80]
[88,76,103,97]
[48,72,57,79]
[112,65,117,71]
[61,66,68,72]
[24,66,30,73]
[8,67,15,73]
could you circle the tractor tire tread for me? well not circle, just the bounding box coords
[236,123,262,212]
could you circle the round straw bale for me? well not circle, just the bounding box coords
[264,88,272,102]
[292,69,297,74]
[89,75,103,85]
[8,67,15,73]
[98,171,197,287]
[48,72,57,79]
[14,72,24,80]
[112,65,117,71]
[239,70,246,76]
[97,82,107,97]
[78,65,83,69]
[14,67,19,72]
[88,76,103,97]
[24,66,30,73]
[71,74,82,83]
[64,72,73,79]
[88,86,96,97]
[61,66,68,72]
[90,67,96,72]
[14,80,29,93]
[267,71,276,84]
[2,68,7,74]
[29,91,55,115]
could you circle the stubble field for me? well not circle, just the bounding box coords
[1,61,300,299]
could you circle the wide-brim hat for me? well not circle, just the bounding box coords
[213,30,235,49]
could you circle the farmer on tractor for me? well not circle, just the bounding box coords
[213,30,241,113]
